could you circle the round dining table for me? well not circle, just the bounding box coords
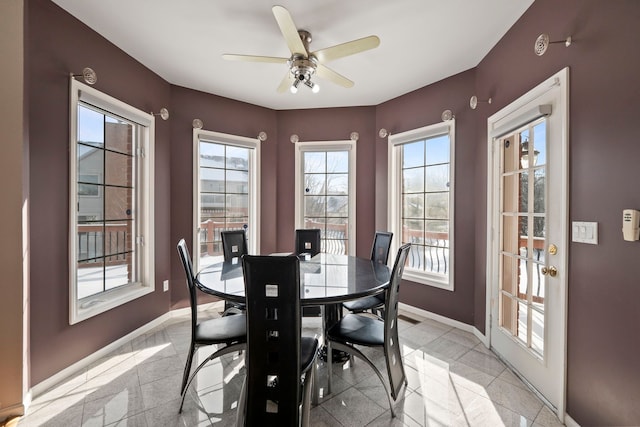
[195,252,391,306]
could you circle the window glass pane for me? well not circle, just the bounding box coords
[533,169,545,213]
[426,193,448,219]
[226,194,248,217]
[304,152,325,173]
[327,151,348,173]
[201,194,225,216]
[104,118,133,155]
[426,164,449,192]
[105,151,132,187]
[104,186,133,221]
[326,174,348,195]
[226,170,248,194]
[304,174,325,195]
[200,142,224,167]
[226,145,249,170]
[201,168,225,193]
[78,105,104,147]
[403,194,424,219]
[326,195,348,217]
[519,171,529,213]
[425,135,449,165]
[304,195,325,217]
[533,122,546,166]
[403,168,424,193]
[402,140,424,169]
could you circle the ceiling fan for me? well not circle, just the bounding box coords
[222,5,380,94]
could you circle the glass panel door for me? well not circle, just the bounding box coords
[499,120,547,357]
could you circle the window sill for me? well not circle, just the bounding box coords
[70,283,154,325]
[402,270,454,291]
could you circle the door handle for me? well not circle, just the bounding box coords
[541,266,558,277]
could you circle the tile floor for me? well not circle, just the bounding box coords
[18,305,565,426]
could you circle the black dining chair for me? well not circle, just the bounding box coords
[220,230,248,315]
[327,243,411,417]
[294,228,322,257]
[295,228,322,317]
[342,231,393,316]
[176,239,247,413]
[221,229,248,261]
[237,255,319,427]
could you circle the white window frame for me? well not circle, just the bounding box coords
[69,78,155,325]
[192,129,261,272]
[294,140,356,256]
[388,120,455,290]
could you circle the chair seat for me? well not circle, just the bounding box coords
[327,313,383,347]
[195,313,247,344]
[342,294,384,312]
[300,337,319,373]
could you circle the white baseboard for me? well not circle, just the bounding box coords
[564,413,580,427]
[30,301,222,399]
[399,302,489,347]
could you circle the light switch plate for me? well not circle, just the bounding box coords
[572,221,598,244]
[163,280,169,292]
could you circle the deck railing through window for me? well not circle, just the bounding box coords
[77,223,130,267]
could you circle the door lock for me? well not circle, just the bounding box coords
[541,266,558,277]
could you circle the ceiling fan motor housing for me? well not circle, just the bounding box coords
[289,55,317,81]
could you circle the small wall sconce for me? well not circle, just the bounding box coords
[534,33,572,56]
[290,134,299,143]
[378,128,389,138]
[470,95,492,110]
[151,107,169,121]
[257,131,268,141]
[350,132,359,141]
[192,119,203,129]
[71,67,97,85]
[441,109,455,121]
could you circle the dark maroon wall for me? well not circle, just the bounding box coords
[169,86,277,309]
[476,0,640,424]
[275,107,376,257]
[28,0,172,385]
[375,70,478,325]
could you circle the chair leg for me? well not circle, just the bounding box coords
[301,363,314,427]
[327,341,333,395]
[236,375,247,427]
[180,342,196,396]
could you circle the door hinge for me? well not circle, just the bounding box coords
[136,235,144,246]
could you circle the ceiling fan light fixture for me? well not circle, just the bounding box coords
[304,79,319,93]
[290,78,301,93]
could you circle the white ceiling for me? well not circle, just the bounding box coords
[52,0,533,111]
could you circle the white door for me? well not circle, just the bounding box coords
[487,68,569,418]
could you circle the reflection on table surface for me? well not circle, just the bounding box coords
[195,253,391,305]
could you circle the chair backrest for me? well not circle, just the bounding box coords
[370,231,393,264]
[294,228,321,256]
[221,229,248,261]
[177,239,198,339]
[241,255,302,426]
[383,243,411,400]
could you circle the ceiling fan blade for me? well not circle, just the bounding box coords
[276,72,293,93]
[272,5,307,56]
[312,36,380,63]
[315,64,354,88]
[222,54,288,64]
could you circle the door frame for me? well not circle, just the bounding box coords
[485,67,570,419]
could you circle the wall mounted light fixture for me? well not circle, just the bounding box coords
[470,95,492,110]
[71,67,97,85]
[534,33,572,56]
[151,107,170,120]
